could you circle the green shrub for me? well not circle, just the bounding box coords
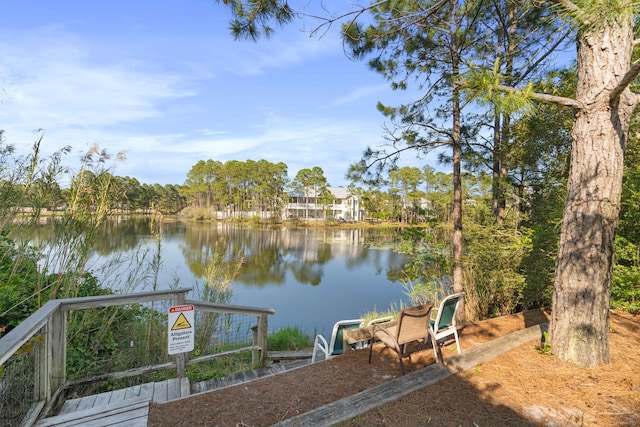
[267,326,312,351]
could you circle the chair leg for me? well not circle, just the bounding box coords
[398,353,406,375]
[453,329,461,353]
[368,340,374,365]
[428,329,443,363]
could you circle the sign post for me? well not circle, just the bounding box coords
[168,304,195,355]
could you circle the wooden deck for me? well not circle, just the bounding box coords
[32,356,308,426]
[34,378,190,426]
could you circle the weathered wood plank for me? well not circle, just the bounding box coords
[0,300,61,366]
[35,397,149,427]
[165,378,182,401]
[273,323,549,427]
[446,322,548,372]
[92,390,114,407]
[21,400,46,427]
[187,299,275,317]
[124,384,142,399]
[74,394,97,412]
[57,398,80,415]
[109,387,128,403]
[267,351,313,361]
[179,377,190,398]
[58,288,192,311]
[152,380,168,403]
[139,382,155,400]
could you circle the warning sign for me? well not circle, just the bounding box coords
[171,313,192,330]
[168,304,195,355]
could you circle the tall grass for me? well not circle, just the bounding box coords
[194,238,244,352]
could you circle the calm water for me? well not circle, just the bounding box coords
[32,218,411,338]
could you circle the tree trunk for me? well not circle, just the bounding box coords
[492,110,502,221]
[451,34,465,322]
[551,17,637,367]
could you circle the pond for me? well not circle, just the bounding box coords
[32,218,412,339]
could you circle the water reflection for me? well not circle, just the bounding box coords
[29,217,411,337]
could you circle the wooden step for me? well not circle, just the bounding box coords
[35,397,150,427]
[59,377,189,415]
[38,377,190,426]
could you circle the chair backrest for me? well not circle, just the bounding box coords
[432,292,464,333]
[395,303,433,346]
[329,319,364,355]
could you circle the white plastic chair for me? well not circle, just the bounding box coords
[430,292,465,357]
[311,318,364,363]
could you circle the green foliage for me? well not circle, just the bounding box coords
[360,305,400,325]
[182,158,288,220]
[185,351,253,383]
[218,0,294,41]
[0,237,48,331]
[267,326,312,351]
[389,227,452,306]
[613,105,640,314]
[291,166,328,220]
[612,237,640,314]
[52,274,169,380]
[462,60,534,115]
[463,222,532,320]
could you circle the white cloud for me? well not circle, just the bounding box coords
[330,83,389,107]
[0,26,197,132]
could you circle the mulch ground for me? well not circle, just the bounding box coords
[148,309,640,427]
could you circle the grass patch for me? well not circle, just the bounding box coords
[268,326,312,351]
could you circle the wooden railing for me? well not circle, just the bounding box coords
[0,288,275,425]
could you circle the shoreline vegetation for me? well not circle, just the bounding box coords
[20,209,418,229]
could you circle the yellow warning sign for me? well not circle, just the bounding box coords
[171,313,192,330]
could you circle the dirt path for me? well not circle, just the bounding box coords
[148,309,640,426]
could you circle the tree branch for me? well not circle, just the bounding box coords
[549,0,581,15]
[497,85,582,108]
[610,58,640,103]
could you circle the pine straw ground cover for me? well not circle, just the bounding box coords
[148,309,640,427]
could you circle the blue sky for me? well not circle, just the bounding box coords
[0,0,428,188]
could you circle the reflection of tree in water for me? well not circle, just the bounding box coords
[26,216,151,255]
[180,224,340,287]
[179,224,411,289]
[32,218,408,292]
[92,217,151,254]
[291,262,323,286]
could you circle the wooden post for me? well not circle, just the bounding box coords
[37,308,66,402]
[257,314,268,367]
[33,326,47,403]
[251,325,258,366]
[173,293,187,378]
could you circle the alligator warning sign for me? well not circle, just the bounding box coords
[171,313,192,330]
[168,304,194,355]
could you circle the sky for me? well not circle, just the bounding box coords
[0,0,431,188]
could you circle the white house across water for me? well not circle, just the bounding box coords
[284,187,364,221]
